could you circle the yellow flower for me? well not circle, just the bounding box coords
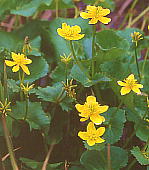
[60,53,72,64]
[75,96,108,125]
[57,23,85,40]
[0,99,11,116]
[5,52,32,75]
[78,122,105,146]
[21,83,34,97]
[117,74,143,95]
[131,32,143,46]
[80,5,111,24]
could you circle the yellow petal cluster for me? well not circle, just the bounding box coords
[131,32,143,46]
[57,23,85,40]
[78,122,105,146]
[117,74,143,95]
[75,96,108,125]
[80,5,111,24]
[5,52,32,75]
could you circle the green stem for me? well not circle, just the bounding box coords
[91,25,96,79]
[65,64,68,84]
[3,63,8,100]
[134,46,141,81]
[1,115,19,170]
[24,97,29,121]
[141,48,149,78]
[55,0,59,18]
[69,41,90,79]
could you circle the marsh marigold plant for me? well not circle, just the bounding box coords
[5,52,32,75]
[80,5,111,24]
[117,74,143,95]
[57,23,85,40]
[78,122,105,146]
[75,96,108,125]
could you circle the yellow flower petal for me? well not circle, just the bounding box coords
[24,58,32,64]
[96,127,105,136]
[75,104,85,112]
[90,114,105,125]
[99,8,110,16]
[98,105,109,113]
[21,65,30,75]
[86,96,96,103]
[12,65,19,72]
[136,84,143,88]
[117,81,126,86]
[89,18,98,24]
[86,5,96,11]
[132,87,141,94]
[72,25,81,33]
[87,122,96,132]
[80,117,89,122]
[80,12,90,19]
[5,60,16,66]
[98,16,111,24]
[78,132,89,140]
[127,74,134,80]
[120,87,131,95]
[11,52,19,61]
[87,139,96,146]
[95,137,105,143]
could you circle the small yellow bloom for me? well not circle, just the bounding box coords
[131,32,143,46]
[60,53,72,65]
[78,122,105,146]
[5,52,32,75]
[117,74,143,95]
[57,23,85,40]
[21,83,34,97]
[80,5,111,24]
[0,99,11,116]
[75,96,108,125]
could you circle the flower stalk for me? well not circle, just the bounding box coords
[1,114,19,170]
[69,41,90,79]
[134,46,141,81]
[91,24,96,79]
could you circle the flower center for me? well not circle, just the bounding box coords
[89,133,97,140]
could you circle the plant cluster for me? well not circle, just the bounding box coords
[0,0,149,170]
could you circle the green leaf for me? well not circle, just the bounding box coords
[10,0,53,17]
[103,107,126,144]
[80,146,128,170]
[96,30,129,50]
[135,120,149,142]
[51,62,73,83]
[0,31,20,50]
[71,64,111,87]
[24,56,49,83]
[12,101,50,130]
[35,83,64,102]
[131,146,149,165]
[7,79,20,93]
[20,157,63,169]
